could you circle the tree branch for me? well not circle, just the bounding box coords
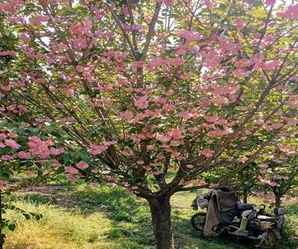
[142,2,162,59]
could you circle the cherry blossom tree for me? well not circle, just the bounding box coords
[0,0,298,248]
[258,142,298,208]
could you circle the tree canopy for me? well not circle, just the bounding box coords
[0,1,297,248]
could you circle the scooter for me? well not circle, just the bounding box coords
[191,189,285,249]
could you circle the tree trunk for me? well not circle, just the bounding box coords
[243,190,248,203]
[0,191,4,249]
[274,194,282,208]
[148,195,173,249]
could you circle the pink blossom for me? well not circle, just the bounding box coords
[218,38,240,55]
[169,57,184,67]
[134,96,149,109]
[278,4,298,20]
[1,155,14,161]
[19,32,30,42]
[200,148,215,158]
[168,128,183,140]
[156,133,171,143]
[66,174,78,182]
[180,111,196,120]
[0,50,16,57]
[207,129,230,137]
[178,30,202,42]
[203,0,214,8]
[72,38,88,50]
[0,0,23,14]
[203,50,221,68]
[147,145,155,151]
[0,142,5,148]
[50,147,64,156]
[4,139,20,149]
[251,54,264,70]
[157,0,174,6]
[0,180,6,190]
[94,9,104,20]
[65,166,79,175]
[89,141,115,156]
[278,144,297,155]
[262,60,280,71]
[17,151,31,159]
[28,136,51,159]
[205,115,219,123]
[265,0,276,6]
[119,110,134,121]
[76,161,89,170]
[148,57,166,71]
[270,123,283,130]
[0,133,6,140]
[70,19,92,37]
[163,0,174,6]
[30,15,49,26]
[288,95,298,108]
[234,18,246,30]
[90,144,107,155]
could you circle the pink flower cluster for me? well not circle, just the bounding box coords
[134,96,149,109]
[0,50,16,57]
[0,180,6,190]
[0,0,23,14]
[28,136,64,159]
[30,15,49,26]
[0,131,20,150]
[200,148,215,158]
[156,128,183,143]
[119,110,134,121]
[70,19,93,50]
[178,30,203,42]
[64,161,89,181]
[157,0,174,6]
[89,141,116,156]
[288,95,298,109]
[278,4,298,20]
[265,0,276,6]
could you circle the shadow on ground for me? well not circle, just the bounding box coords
[17,184,298,249]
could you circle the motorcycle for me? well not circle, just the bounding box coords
[190,188,285,249]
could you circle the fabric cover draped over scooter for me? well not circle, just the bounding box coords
[203,190,238,236]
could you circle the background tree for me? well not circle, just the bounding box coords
[0,1,298,249]
[258,143,298,208]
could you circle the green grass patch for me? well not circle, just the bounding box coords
[3,184,298,249]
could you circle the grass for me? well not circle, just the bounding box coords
[3,184,298,249]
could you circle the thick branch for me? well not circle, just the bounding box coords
[142,2,162,58]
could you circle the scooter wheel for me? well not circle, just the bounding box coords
[255,230,279,249]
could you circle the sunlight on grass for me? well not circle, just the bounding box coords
[3,185,298,249]
[4,201,141,249]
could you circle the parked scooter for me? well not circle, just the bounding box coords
[191,188,285,249]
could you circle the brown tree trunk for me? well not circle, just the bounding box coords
[0,191,4,249]
[148,195,173,249]
[243,190,248,203]
[274,194,282,208]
